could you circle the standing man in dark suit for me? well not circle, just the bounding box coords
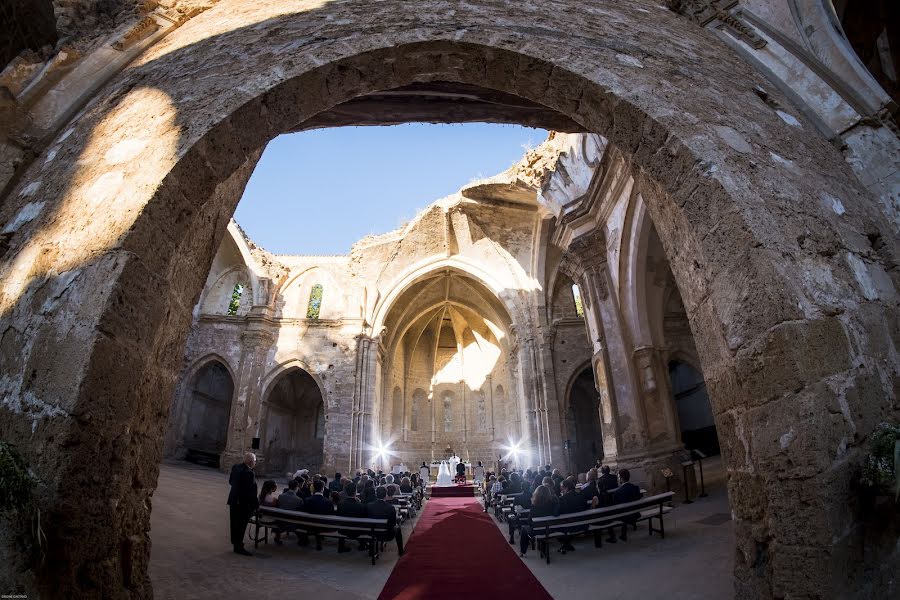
[227,452,259,556]
[613,468,642,541]
[366,486,404,555]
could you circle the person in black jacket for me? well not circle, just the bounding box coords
[227,452,259,556]
[302,479,335,550]
[455,460,467,481]
[557,478,586,553]
[519,484,559,556]
[365,486,404,555]
[613,469,642,541]
[598,465,618,492]
[337,482,369,553]
[360,479,377,504]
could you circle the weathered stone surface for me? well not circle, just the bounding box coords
[0,1,896,599]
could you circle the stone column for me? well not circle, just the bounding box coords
[221,323,274,471]
[562,230,689,491]
[633,345,682,448]
[350,334,380,471]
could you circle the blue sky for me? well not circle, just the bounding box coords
[233,123,547,255]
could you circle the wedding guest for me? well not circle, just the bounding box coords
[227,452,258,556]
[337,482,368,553]
[519,484,559,556]
[259,480,278,507]
[366,486,404,555]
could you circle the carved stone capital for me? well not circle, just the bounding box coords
[568,230,607,270]
[667,0,766,49]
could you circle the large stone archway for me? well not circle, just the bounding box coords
[0,2,895,598]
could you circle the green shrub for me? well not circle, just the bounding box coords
[861,422,900,500]
[0,442,45,561]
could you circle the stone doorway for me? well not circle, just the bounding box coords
[182,360,233,467]
[566,366,602,473]
[260,367,325,476]
[669,360,719,458]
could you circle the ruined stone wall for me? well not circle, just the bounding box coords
[0,1,896,598]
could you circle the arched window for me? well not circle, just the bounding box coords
[411,388,426,431]
[442,392,454,432]
[571,283,584,318]
[227,283,245,316]
[306,283,323,319]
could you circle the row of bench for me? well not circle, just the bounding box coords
[492,491,675,563]
[250,492,420,565]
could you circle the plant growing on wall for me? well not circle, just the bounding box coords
[227,283,245,316]
[861,422,900,500]
[0,442,46,563]
[307,283,323,320]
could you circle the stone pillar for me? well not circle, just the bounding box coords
[350,334,380,471]
[562,230,686,491]
[221,324,274,471]
[633,345,682,448]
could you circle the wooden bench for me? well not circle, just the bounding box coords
[184,448,219,468]
[528,491,674,563]
[252,507,392,564]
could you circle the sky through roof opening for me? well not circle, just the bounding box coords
[234,123,548,255]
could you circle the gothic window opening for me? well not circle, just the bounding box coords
[306,283,323,319]
[227,283,245,316]
[572,283,584,318]
[442,392,453,432]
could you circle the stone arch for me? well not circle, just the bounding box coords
[668,359,718,457]
[564,362,602,472]
[258,364,326,476]
[170,354,236,464]
[370,256,523,336]
[0,3,893,597]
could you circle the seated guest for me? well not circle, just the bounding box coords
[277,480,303,510]
[385,484,400,504]
[302,479,335,550]
[365,486,404,556]
[504,472,523,495]
[519,484,559,557]
[329,472,344,493]
[551,469,564,494]
[541,476,554,494]
[399,477,413,493]
[385,474,395,486]
[613,469,642,541]
[557,479,586,553]
[360,479,377,504]
[273,480,303,545]
[259,480,278,507]
[297,473,312,499]
[581,468,601,508]
[336,482,368,553]
[598,465,618,492]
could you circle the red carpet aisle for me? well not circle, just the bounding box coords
[377,496,553,600]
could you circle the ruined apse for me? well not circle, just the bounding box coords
[164,132,712,490]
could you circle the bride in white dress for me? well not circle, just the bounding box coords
[435,460,452,486]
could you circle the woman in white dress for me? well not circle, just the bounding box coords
[436,460,452,486]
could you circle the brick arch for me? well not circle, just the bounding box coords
[0,2,894,598]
